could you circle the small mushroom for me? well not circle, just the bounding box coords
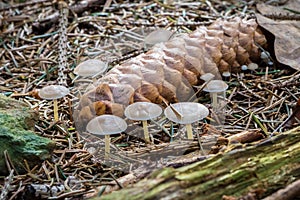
[240,65,248,78]
[74,59,108,78]
[261,51,272,65]
[164,102,209,139]
[248,63,258,71]
[203,80,228,112]
[200,73,215,82]
[39,85,70,121]
[144,29,174,45]
[222,71,231,81]
[260,51,270,60]
[241,64,248,71]
[86,115,127,158]
[124,102,162,143]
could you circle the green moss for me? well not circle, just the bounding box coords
[150,167,177,179]
[0,95,55,175]
[175,168,212,182]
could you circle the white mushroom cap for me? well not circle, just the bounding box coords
[222,71,231,78]
[86,115,127,135]
[74,59,107,77]
[203,80,228,93]
[164,102,209,124]
[248,63,258,70]
[144,29,173,45]
[260,51,270,60]
[241,65,248,71]
[124,102,162,121]
[39,85,70,100]
[200,73,215,82]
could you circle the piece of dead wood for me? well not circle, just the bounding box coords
[228,129,265,144]
[91,127,300,200]
[263,179,300,200]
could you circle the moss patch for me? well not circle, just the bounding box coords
[0,95,55,175]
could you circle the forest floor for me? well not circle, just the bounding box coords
[0,0,299,199]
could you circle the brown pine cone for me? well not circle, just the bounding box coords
[74,17,267,131]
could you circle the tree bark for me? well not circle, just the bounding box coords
[92,127,300,200]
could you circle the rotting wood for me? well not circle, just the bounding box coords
[263,179,300,200]
[90,127,300,200]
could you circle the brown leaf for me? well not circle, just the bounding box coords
[256,0,300,70]
[284,98,300,128]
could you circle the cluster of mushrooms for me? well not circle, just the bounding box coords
[86,101,210,158]
[38,59,108,122]
[37,83,214,159]
[38,54,230,159]
[83,67,229,158]
[36,22,273,159]
[36,24,271,159]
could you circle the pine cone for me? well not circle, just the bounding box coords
[74,17,267,130]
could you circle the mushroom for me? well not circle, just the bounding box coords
[260,51,270,63]
[240,65,248,78]
[86,115,127,158]
[200,73,215,82]
[248,63,258,71]
[39,85,70,122]
[124,102,162,143]
[74,59,108,78]
[164,102,209,139]
[73,59,108,93]
[260,51,270,61]
[144,29,174,45]
[241,64,248,71]
[260,51,273,65]
[222,71,231,81]
[203,80,228,112]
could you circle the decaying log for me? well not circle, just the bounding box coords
[90,127,300,200]
[263,179,300,200]
[74,17,268,131]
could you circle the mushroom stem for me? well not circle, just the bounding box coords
[53,99,59,121]
[105,135,110,158]
[211,92,218,111]
[142,120,150,143]
[186,124,193,139]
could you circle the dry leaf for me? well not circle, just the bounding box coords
[283,98,300,128]
[256,0,300,70]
